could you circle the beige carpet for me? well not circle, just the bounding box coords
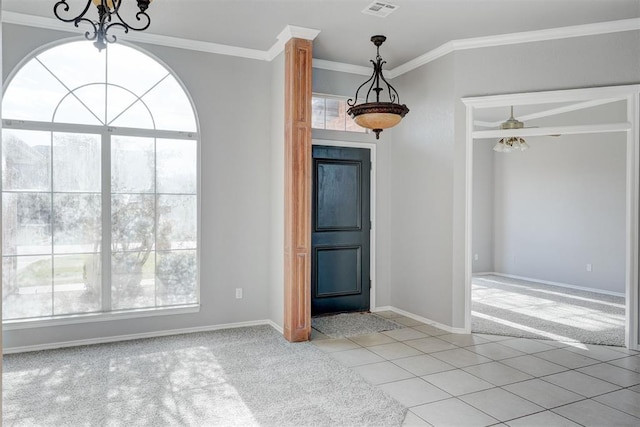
[472,275,625,346]
[3,325,406,426]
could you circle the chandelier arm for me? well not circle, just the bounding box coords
[112,8,152,32]
[347,60,377,107]
[377,67,400,104]
[53,0,93,23]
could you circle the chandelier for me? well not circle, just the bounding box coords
[54,0,154,51]
[347,35,409,139]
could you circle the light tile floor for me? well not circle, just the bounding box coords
[312,312,640,427]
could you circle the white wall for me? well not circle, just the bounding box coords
[3,24,275,349]
[493,132,627,293]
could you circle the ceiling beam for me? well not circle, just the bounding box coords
[472,122,631,139]
[474,98,625,128]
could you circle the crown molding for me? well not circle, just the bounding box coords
[387,41,454,78]
[389,17,640,78]
[311,59,371,76]
[266,25,321,61]
[3,11,639,75]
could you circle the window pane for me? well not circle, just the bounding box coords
[111,136,155,193]
[107,44,169,97]
[111,194,155,252]
[54,254,101,315]
[53,133,101,192]
[111,251,155,310]
[156,139,196,194]
[53,94,102,126]
[36,41,106,91]
[156,250,197,306]
[312,96,325,129]
[53,194,101,254]
[2,193,51,256]
[106,85,145,126]
[3,255,53,319]
[346,116,365,133]
[157,195,196,250]
[325,98,347,131]
[2,129,51,191]
[2,59,68,122]
[72,84,106,125]
[142,75,197,132]
[108,100,156,129]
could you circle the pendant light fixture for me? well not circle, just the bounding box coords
[347,35,409,139]
[493,106,530,152]
[54,0,154,51]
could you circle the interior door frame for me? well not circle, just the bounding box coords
[462,84,640,350]
[312,139,377,312]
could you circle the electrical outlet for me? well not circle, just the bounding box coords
[586,263,592,272]
[235,288,243,299]
[474,254,479,261]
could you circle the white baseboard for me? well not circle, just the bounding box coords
[372,306,467,334]
[268,320,284,334]
[3,319,277,354]
[481,272,625,298]
[5,305,468,354]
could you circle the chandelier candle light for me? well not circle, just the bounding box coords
[54,0,154,51]
[347,35,409,139]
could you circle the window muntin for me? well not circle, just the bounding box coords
[2,41,199,322]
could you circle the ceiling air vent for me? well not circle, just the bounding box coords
[362,1,399,18]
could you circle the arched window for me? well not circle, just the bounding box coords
[2,40,199,322]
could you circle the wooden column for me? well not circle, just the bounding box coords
[283,37,313,342]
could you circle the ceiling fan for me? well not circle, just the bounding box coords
[493,106,530,152]
[493,106,561,153]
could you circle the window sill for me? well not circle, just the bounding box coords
[2,304,201,330]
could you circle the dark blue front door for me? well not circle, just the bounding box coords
[311,145,371,315]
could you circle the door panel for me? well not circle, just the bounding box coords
[312,145,370,315]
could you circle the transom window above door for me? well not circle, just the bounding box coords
[2,40,200,324]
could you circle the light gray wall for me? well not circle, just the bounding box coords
[269,52,285,328]
[473,102,628,293]
[492,131,626,293]
[312,68,394,308]
[452,31,640,327]
[391,30,640,329]
[390,54,456,325]
[472,139,494,273]
[3,24,275,348]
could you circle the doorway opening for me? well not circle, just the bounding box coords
[463,85,640,349]
[309,140,378,338]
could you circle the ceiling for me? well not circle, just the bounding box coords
[3,0,640,67]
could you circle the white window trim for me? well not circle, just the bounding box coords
[2,303,200,330]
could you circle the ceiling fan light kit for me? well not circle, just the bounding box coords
[493,106,530,152]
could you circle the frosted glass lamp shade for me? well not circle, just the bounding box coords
[348,102,409,139]
[495,136,528,153]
